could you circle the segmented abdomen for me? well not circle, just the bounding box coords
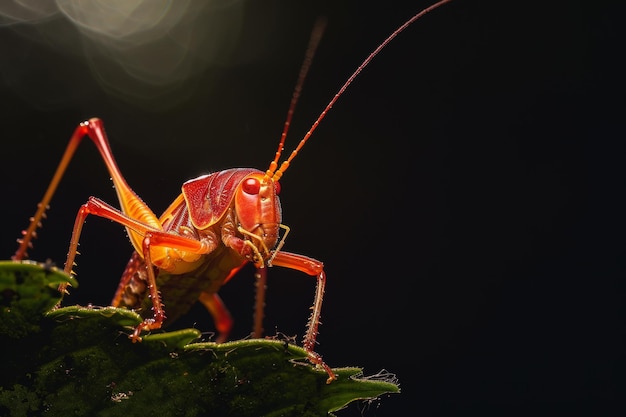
[112,244,246,325]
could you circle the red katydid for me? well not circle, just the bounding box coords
[12,0,453,383]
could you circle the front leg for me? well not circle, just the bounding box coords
[270,251,336,383]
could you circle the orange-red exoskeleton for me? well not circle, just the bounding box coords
[12,0,453,383]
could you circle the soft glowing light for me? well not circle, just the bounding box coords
[0,0,254,109]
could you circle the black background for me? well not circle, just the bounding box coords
[1,0,624,415]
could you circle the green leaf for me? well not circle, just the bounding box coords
[0,260,78,338]
[0,260,399,416]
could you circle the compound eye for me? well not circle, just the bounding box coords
[274,181,281,195]
[242,177,261,195]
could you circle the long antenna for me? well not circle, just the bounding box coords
[269,0,453,182]
[265,17,327,182]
